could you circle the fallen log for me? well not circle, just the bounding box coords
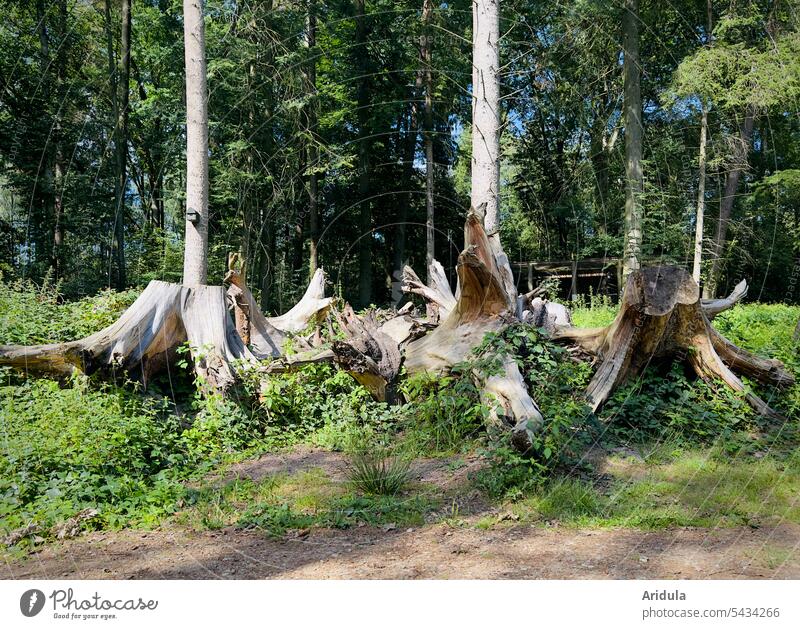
[552,266,793,417]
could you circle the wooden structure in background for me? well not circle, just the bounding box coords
[513,257,688,302]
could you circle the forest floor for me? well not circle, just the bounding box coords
[5,447,800,580]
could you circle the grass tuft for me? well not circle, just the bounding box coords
[345,454,412,495]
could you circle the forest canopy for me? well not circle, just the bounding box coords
[1,0,799,306]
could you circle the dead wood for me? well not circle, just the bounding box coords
[552,266,793,417]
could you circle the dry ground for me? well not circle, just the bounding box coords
[4,448,800,580]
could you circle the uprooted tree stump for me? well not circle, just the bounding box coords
[0,269,335,392]
[403,211,546,449]
[0,281,250,390]
[552,266,794,418]
[402,259,457,323]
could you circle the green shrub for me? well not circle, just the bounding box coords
[398,366,486,454]
[602,363,755,443]
[571,291,617,328]
[713,303,800,371]
[249,362,403,452]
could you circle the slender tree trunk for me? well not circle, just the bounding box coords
[111,0,131,289]
[471,0,500,235]
[693,1,713,286]
[182,0,210,286]
[706,110,754,297]
[52,0,67,279]
[422,0,435,278]
[622,0,643,281]
[36,0,55,275]
[392,104,418,304]
[306,0,320,276]
[693,105,708,284]
[471,0,516,305]
[355,0,372,306]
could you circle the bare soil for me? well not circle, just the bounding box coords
[4,448,800,580]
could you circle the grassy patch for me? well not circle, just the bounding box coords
[178,467,440,537]
[482,447,800,530]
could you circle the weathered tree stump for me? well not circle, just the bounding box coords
[0,269,336,392]
[552,266,794,417]
[0,281,251,391]
[404,211,544,448]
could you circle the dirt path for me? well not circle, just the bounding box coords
[5,521,800,579]
[5,447,800,579]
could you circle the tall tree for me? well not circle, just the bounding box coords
[471,0,501,237]
[306,0,319,275]
[182,0,209,285]
[422,0,435,277]
[692,0,713,285]
[472,0,515,302]
[622,0,643,280]
[111,0,131,289]
[51,0,67,280]
[356,0,372,305]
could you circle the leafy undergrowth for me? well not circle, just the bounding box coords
[1,278,799,555]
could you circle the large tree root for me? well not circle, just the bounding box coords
[404,211,544,448]
[402,260,457,322]
[552,266,793,417]
[0,281,252,390]
[0,268,336,391]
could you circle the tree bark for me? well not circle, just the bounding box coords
[182,0,210,286]
[355,0,372,306]
[693,105,708,284]
[622,0,643,281]
[422,0,435,278]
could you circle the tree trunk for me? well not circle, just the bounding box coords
[471,0,516,307]
[112,0,131,289]
[50,0,67,280]
[306,0,320,276]
[622,0,643,281]
[471,0,500,239]
[706,109,755,298]
[693,0,712,286]
[693,105,708,284]
[355,0,372,306]
[35,0,55,276]
[422,0,435,278]
[182,0,210,286]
